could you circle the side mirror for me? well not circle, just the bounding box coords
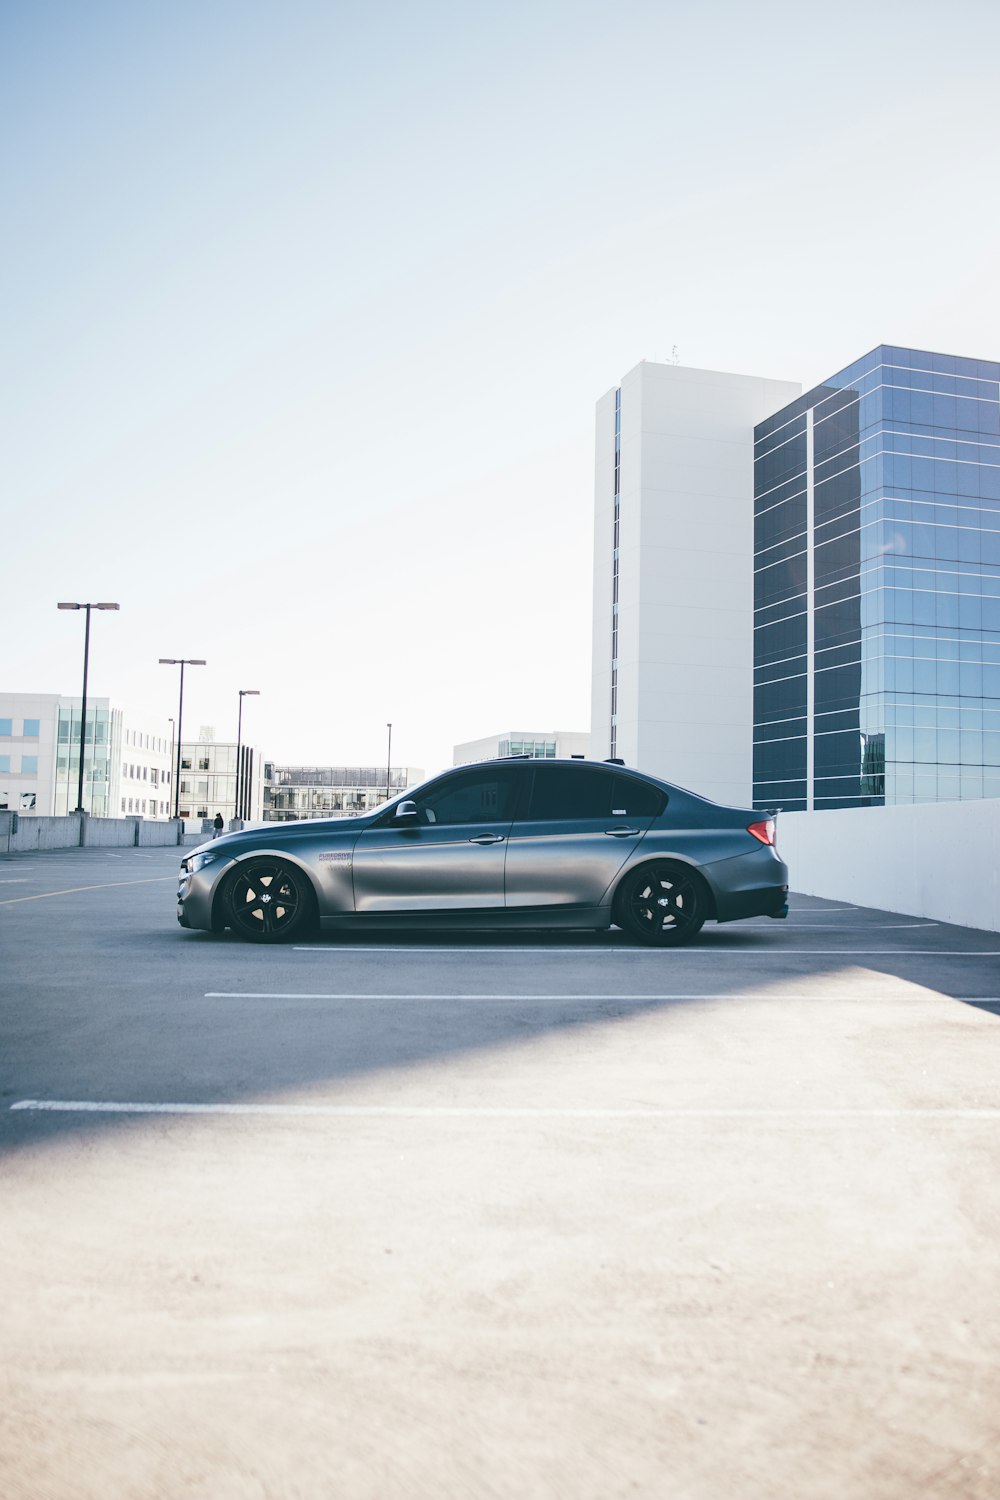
[393,799,419,823]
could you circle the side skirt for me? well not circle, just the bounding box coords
[320,906,613,933]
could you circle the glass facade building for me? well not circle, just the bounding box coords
[264,766,417,820]
[753,344,1000,810]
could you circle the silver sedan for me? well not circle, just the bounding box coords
[177,758,788,946]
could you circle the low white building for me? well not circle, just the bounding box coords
[453,730,591,765]
[0,692,174,818]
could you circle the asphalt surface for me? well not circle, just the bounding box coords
[2,844,999,1499]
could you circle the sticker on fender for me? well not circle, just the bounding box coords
[319,852,351,863]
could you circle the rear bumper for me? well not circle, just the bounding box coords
[708,848,790,924]
[720,884,789,921]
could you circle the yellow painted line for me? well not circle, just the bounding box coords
[0,876,176,906]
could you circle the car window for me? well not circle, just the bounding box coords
[611,773,666,818]
[523,765,616,821]
[522,765,665,822]
[415,769,519,827]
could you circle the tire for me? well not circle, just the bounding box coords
[222,858,317,944]
[616,860,707,946]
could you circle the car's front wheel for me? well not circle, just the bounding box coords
[222,858,317,943]
[616,861,706,946]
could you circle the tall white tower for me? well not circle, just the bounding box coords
[592,360,801,806]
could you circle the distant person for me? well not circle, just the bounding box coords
[213,813,225,838]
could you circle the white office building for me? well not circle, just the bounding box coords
[453,730,591,765]
[0,691,174,817]
[592,361,801,805]
[176,728,264,827]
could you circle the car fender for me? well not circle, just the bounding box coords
[210,846,325,929]
[606,847,720,922]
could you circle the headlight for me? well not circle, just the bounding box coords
[182,851,218,875]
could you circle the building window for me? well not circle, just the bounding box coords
[21,756,38,775]
[23,719,40,737]
[0,755,9,772]
[0,719,11,736]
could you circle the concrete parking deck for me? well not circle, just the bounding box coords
[1,845,998,1499]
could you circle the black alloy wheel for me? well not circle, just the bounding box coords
[618,861,706,946]
[224,858,315,943]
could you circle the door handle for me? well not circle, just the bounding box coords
[468,833,505,844]
[604,827,640,837]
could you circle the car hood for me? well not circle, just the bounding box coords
[188,813,378,861]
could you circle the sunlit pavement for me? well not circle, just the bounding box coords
[1,846,999,1500]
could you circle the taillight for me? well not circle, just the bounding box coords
[747,818,776,846]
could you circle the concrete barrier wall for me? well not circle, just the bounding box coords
[82,817,142,848]
[778,798,1000,933]
[2,816,83,853]
[137,819,183,847]
[0,813,183,854]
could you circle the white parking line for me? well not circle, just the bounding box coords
[728,923,938,930]
[787,906,858,912]
[292,946,1000,957]
[205,991,854,1002]
[293,946,660,954]
[0,876,175,906]
[11,1100,1000,1120]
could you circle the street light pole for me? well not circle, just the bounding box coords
[58,602,119,814]
[386,721,392,805]
[159,658,206,820]
[235,690,260,822]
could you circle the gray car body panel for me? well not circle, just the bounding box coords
[177,760,788,934]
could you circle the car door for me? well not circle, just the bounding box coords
[351,766,522,912]
[504,763,664,910]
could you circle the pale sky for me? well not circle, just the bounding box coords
[3,0,999,777]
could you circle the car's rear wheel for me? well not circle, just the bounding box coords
[617,861,706,946]
[222,858,317,943]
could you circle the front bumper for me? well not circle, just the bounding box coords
[177,854,235,932]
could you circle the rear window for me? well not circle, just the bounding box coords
[522,766,665,822]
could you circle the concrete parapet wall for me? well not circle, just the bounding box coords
[779,798,1000,933]
[2,816,81,852]
[0,813,182,854]
[81,817,135,848]
[137,819,182,847]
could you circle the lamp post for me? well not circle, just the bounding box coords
[159,658,206,820]
[235,690,260,822]
[167,717,175,822]
[57,602,119,814]
[386,722,392,805]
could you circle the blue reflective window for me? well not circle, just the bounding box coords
[0,754,9,772]
[959,530,981,564]
[0,719,11,737]
[21,756,38,775]
[23,719,40,737]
